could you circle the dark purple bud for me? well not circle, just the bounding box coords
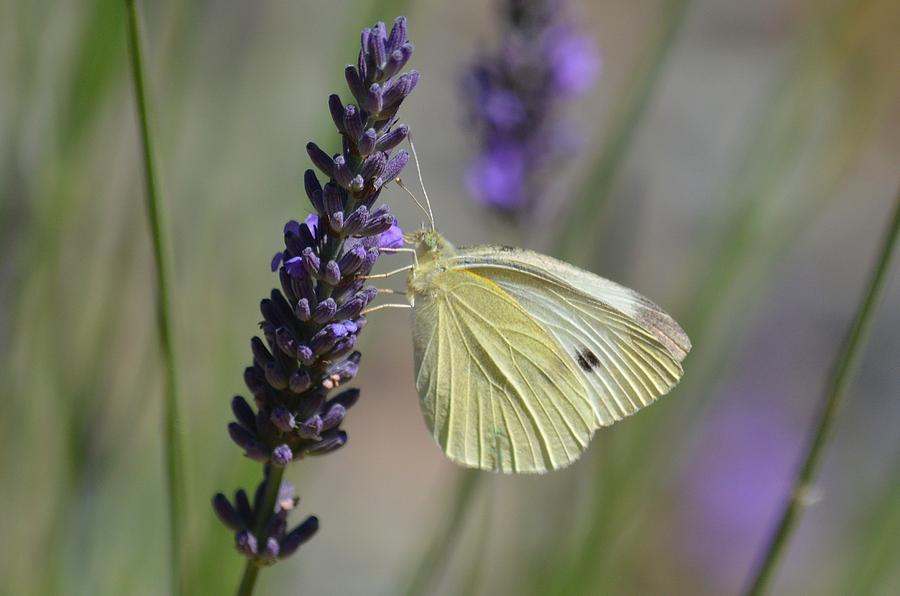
[279,268,296,302]
[323,183,344,218]
[251,336,273,368]
[356,249,380,277]
[294,298,311,322]
[382,150,409,181]
[387,16,408,53]
[301,247,320,279]
[236,530,258,558]
[264,362,289,390]
[284,219,301,237]
[334,155,354,189]
[212,493,243,531]
[328,94,345,133]
[358,128,377,155]
[376,124,409,152]
[335,296,365,319]
[285,256,305,279]
[365,83,384,114]
[328,334,358,360]
[360,152,387,182]
[278,516,319,559]
[321,404,347,431]
[383,70,419,108]
[353,315,367,331]
[329,210,344,233]
[228,423,268,462]
[312,298,337,323]
[329,356,360,385]
[306,142,334,178]
[235,489,253,523]
[305,175,324,214]
[363,213,395,236]
[271,252,284,272]
[323,260,341,286]
[305,431,348,455]
[342,206,369,236]
[342,319,359,334]
[381,44,413,79]
[342,104,363,142]
[370,22,387,69]
[271,444,293,467]
[244,366,267,398]
[296,344,315,367]
[327,387,361,410]
[275,327,296,357]
[231,396,257,431]
[310,323,348,355]
[345,65,367,107]
[289,368,312,393]
[270,407,296,432]
[297,415,323,440]
[337,245,367,276]
[357,46,368,82]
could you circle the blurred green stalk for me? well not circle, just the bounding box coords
[744,188,900,594]
[403,469,481,596]
[555,0,691,264]
[124,1,187,594]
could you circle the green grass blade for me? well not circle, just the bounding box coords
[124,1,187,593]
[744,188,900,594]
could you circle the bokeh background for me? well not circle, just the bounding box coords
[1,0,899,594]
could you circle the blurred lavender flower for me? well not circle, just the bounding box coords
[212,16,417,569]
[464,0,600,217]
[677,399,800,588]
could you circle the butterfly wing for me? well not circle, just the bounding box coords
[446,246,691,426]
[413,268,596,473]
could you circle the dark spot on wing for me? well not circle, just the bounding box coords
[497,245,516,252]
[575,348,600,372]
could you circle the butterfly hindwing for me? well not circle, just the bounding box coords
[412,268,596,473]
[446,246,690,426]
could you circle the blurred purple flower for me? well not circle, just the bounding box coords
[677,399,800,588]
[465,144,526,210]
[463,0,600,217]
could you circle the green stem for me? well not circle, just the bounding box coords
[744,187,900,596]
[237,466,287,596]
[124,2,187,594]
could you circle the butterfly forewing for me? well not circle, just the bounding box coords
[446,246,690,426]
[413,268,597,473]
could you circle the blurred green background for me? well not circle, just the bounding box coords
[1,0,898,594]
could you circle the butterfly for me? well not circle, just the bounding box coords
[402,229,690,474]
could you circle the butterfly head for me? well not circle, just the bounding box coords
[406,229,455,261]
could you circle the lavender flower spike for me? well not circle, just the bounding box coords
[464,0,600,217]
[211,15,419,578]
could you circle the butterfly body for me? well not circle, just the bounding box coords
[405,229,690,474]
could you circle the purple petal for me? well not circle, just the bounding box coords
[271,252,284,272]
[375,221,404,249]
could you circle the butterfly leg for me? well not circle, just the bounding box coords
[379,246,419,268]
[360,303,412,315]
[360,264,414,280]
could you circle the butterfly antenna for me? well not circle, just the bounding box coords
[395,177,432,223]
[408,135,436,231]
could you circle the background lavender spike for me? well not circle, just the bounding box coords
[211,15,418,572]
[463,0,600,217]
